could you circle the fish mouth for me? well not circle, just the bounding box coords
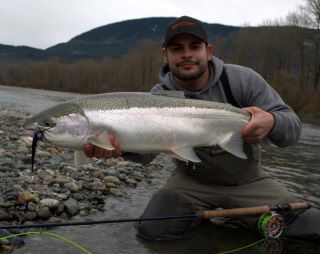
[24,121,52,142]
[24,117,53,131]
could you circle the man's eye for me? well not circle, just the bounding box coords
[171,47,182,51]
[190,44,201,50]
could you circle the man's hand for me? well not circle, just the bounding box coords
[241,107,275,144]
[83,134,122,158]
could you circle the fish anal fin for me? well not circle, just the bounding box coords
[171,147,201,163]
[87,130,114,150]
[218,132,247,159]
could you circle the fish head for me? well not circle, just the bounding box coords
[24,102,89,149]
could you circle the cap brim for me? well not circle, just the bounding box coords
[162,32,208,48]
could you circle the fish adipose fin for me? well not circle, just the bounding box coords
[218,132,247,159]
[171,147,201,163]
[87,130,115,150]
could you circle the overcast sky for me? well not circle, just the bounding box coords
[1,0,303,49]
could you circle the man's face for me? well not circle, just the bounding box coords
[163,34,212,82]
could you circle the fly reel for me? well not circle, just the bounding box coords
[258,212,285,238]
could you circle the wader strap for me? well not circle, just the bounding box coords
[220,67,240,108]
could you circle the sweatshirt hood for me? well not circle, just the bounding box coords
[158,56,224,96]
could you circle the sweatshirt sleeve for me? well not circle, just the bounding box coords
[227,65,301,147]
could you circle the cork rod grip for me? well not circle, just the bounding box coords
[200,202,310,220]
[290,202,310,211]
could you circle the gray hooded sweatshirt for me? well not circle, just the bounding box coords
[149,56,301,186]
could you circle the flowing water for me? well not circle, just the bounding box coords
[1,85,319,254]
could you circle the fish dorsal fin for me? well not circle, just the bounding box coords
[151,90,186,99]
[87,130,114,150]
[218,132,247,159]
[171,147,201,163]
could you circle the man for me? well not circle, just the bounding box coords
[84,16,320,242]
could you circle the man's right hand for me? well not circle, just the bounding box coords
[83,134,122,159]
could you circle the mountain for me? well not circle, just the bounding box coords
[0,44,44,63]
[0,17,239,63]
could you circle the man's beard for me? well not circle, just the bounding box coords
[171,61,207,81]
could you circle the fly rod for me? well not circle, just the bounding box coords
[0,202,310,238]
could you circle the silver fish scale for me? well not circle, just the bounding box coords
[73,92,249,119]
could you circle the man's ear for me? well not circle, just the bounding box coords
[162,48,168,64]
[207,43,213,60]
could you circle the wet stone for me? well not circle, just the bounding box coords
[64,182,80,192]
[37,207,52,219]
[40,198,59,208]
[23,211,37,221]
[17,191,39,204]
[27,202,37,211]
[64,198,79,216]
[0,209,11,221]
[126,178,138,186]
[103,176,120,185]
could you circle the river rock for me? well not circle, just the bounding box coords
[54,177,70,184]
[56,194,69,200]
[46,216,62,224]
[27,202,37,211]
[109,188,124,197]
[64,165,78,173]
[46,147,60,155]
[23,211,37,221]
[105,182,118,188]
[37,207,52,219]
[64,182,80,192]
[0,209,11,221]
[0,202,13,208]
[64,198,79,216]
[103,176,120,185]
[40,198,60,208]
[17,191,39,204]
[126,178,138,187]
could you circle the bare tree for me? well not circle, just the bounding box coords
[286,6,312,89]
[305,0,320,29]
[305,0,320,90]
[287,6,313,27]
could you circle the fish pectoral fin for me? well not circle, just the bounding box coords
[171,147,201,163]
[87,130,115,150]
[74,150,90,166]
[218,132,247,159]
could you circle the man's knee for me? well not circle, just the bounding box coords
[135,189,198,241]
[283,208,320,244]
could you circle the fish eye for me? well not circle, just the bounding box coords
[42,119,54,127]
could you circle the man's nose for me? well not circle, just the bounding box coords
[181,47,192,58]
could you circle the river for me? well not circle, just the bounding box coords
[0,85,319,254]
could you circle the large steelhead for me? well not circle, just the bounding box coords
[24,92,251,162]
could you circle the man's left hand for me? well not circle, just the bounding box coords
[241,107,275,144]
